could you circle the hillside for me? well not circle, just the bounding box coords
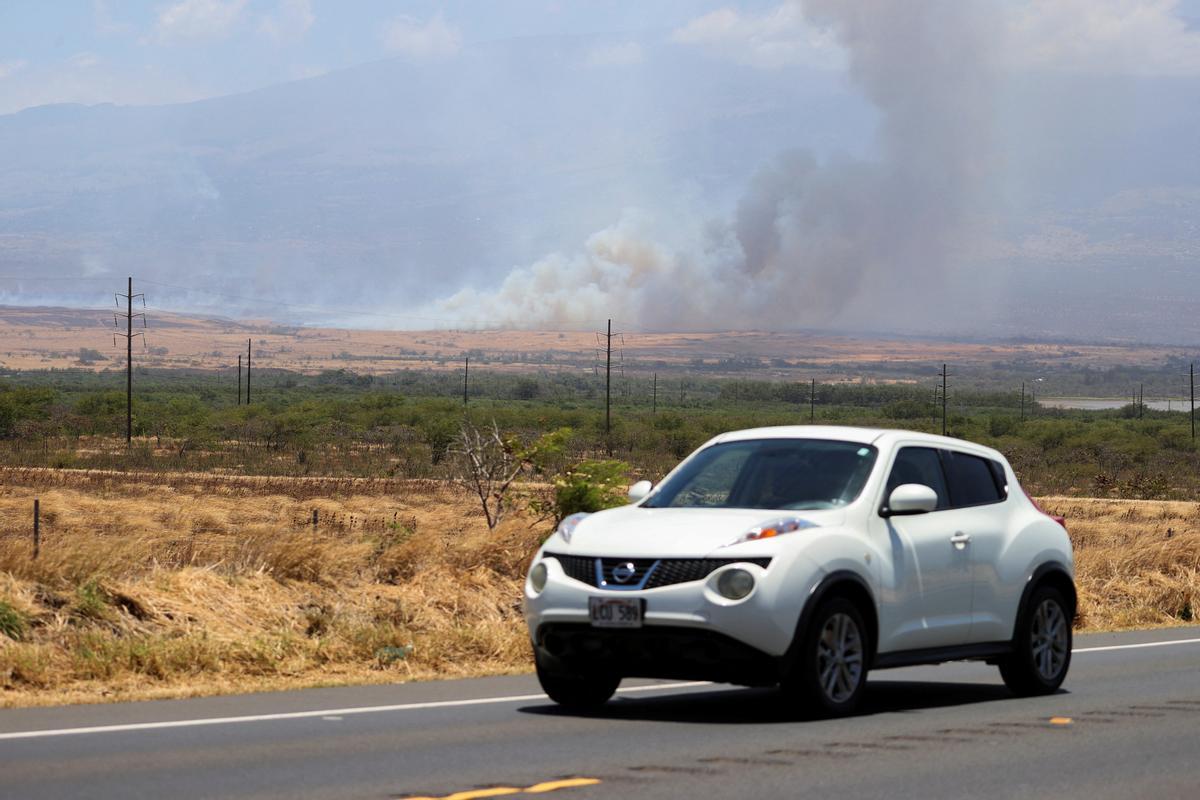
[0,305,1190,384]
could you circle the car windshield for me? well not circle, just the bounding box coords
[642,439,878,511]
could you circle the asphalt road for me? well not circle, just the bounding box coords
[1,626,1199,800]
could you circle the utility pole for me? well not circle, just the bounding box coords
[1191,362,1195,440]
[652,372,657,415]
[237,354,242,406]
[246,338,252,405]
[114,276,145,445]
[1139,383,1144,419]
[810,378,816,423]
[939,363,948,437]
[1020,381,1025,422]
[602,319,613,438]
[463,355,469,406]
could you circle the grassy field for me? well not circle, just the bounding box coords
[0,469,1197,708]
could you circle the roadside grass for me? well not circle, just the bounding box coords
[1041,497,1200,630]
[0,471,1196,708]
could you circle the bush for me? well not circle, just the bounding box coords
[551,460,630,522]
[0,600,27,641]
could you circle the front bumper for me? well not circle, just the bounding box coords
[534,623,780,685]
[524,553,803,681]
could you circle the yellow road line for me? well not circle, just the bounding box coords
[405,788,521,800]
[1049,716,1073,726]
[525,778,602,793]
[403,778,601,800]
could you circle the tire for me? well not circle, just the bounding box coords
[782,596,870,717]
[534,651,619,710]
[999,585,1072,696]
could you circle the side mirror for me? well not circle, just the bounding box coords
[628,480,653,503]
[882,484,939,517]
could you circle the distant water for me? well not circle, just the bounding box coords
[1040,397,1190,412]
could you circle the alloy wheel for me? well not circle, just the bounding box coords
[1030,598,1068,681]
[816,612,864,703]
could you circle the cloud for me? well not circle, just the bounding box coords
[1007,0,1200,75]
[0,60,28,80]
[69,52,101,69]
[259,0,315,44]
[585,41,644,68]
[381,13,462,60]
[151,0,248,44]
[670,0,843,70]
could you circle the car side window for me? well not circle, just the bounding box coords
[885,447,949,510]
[942,451,1005,508]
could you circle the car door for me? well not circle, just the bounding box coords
[873,446,974,652]
[939,450,1010,643]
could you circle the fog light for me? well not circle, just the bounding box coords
[529,561,549,594]
[716,568,755,600]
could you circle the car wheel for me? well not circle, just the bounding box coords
[783,596,869,717]
[534,651,619,710]
[999,585,1072,696]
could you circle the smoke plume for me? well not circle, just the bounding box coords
[437,0,1000,331]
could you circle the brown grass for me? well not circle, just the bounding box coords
[1041,496,1200,630]
[0,473,542,707]
[0,474,1196,708]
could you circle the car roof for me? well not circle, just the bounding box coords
[709,426,1006,461]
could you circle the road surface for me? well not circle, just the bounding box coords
[1,626,1199,800]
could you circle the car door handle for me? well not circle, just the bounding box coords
[950,532,971,547]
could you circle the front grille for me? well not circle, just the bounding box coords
[552,553,596,585]
[644,557,771,589]
[544,553,771,589]
[598,557,657,587]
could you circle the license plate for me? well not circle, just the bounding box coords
[588,597,643,628]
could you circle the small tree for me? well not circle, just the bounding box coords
[452,419,527,529]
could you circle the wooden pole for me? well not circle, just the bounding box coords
[33,498,40,560]
[126,277,133,445]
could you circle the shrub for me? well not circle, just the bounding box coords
[550,459,630,522]
[0,600,27,641]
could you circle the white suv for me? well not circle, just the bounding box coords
[524,426,1074,716]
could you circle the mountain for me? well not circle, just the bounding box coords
[0,34,868,315]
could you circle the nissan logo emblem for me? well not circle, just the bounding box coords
[611,562,637,584]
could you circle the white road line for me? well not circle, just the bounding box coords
[0,681,711,741]
[2,635,1198,742]
[1072,636,1200,654]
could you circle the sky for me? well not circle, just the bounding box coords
[5,0,1199,115]
[0,1,753,114]
[3,1,1200,341]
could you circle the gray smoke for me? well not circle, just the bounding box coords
[437,0,1000,331]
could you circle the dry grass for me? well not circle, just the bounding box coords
[1040,496,1200,630]
[0,473,1196,708]
[0,472,543,707]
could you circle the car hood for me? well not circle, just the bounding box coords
[552,505,847,557]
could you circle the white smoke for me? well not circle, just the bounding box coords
[435,0,1001,332]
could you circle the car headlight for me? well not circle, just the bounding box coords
[716,568,755,600]
[722,516,820,547]
[529,561,549,594]
[555,512,590,544]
